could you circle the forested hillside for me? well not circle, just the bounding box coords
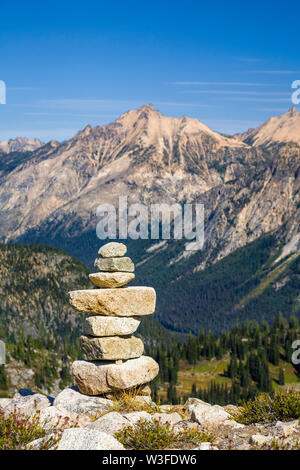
[148,314,300,405]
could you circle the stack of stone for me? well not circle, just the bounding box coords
[68,242,159,396]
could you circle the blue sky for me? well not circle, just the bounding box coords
[0,0,299,141]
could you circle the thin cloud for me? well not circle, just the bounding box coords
[167,81,277,86]
[220,97,291,103]
[178,90,290,96]
[248,70,300,74]
[255,107,289,112]
[23,112,118,118]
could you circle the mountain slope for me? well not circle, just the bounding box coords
[0,243,176,349]
[235,107,300,147]
[1,105,300,335]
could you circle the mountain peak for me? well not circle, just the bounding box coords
[236,107,300,147]
[0,137,43,154]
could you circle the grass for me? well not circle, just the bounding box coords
[231,389,300,425]
[91,387,187,420]
[114,418,215,450]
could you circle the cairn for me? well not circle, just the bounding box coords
[68,242,159,396]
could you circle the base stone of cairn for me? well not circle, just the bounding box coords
[68,242,159,396]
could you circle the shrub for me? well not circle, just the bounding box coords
[231,389,300,424]
[115,418,215,450]
[0,409,61,450]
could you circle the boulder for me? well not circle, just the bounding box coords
[83,315,140,337]
[89,272,135,288]
[4,392,51,417]
[249,434,274,446]
[80,335,144,360]
[98,242,127,258]
[68,287,156,317]
[123,411,152,424]
[39,405,91,431]
[72,356,159,395]
[270,420,299,437]
[191,404,230,425]
[94,257,134,273]
[53,387,113,417]
[87,411,130,434]
[55,428,125,450]
[0,398,12,410]
[152,412,182,426]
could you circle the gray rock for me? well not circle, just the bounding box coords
[68,286,156,317]
[184,397,211,416]
[89,272,135,288]
[152,412,182,426]
[39,405,91,431]
[72,356,159,395]
[94,257,134,273]
[26,434,57,450]
[249,434,274,446]
[0,398,12,410]
[53,388,113,417]
[56,428,125,450]
[123,411,152,424]
[194,442,219,450]
[80,335,144,361]
[270,420,299,437]
[84,316,141,337]
[98,242,127,258]
[87,411,130,434]
[191,404,230,425]
[4,392,51,417]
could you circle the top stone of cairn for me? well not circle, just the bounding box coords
[98,242,127,258]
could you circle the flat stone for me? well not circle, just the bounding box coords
[68,286,156,317]
[98,242,127,258]
[87,411,130,434]
[94,257,134,272]
[53,387,113,417]
[56,428,125,450]
[89,272,135,288]
[80,335,144,360]
[72,356,159,395]
[83,316,141,337]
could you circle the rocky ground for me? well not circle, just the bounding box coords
[0,388,299,450]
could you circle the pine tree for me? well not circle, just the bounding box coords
[278,367,285,386]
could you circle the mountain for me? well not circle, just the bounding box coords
[0,105,300,335]
[235,107,300,147]
[0,137,43,154]
[0,243,176,348]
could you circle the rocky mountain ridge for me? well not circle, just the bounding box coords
[1,105,300,334]
[0,137,43,154]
